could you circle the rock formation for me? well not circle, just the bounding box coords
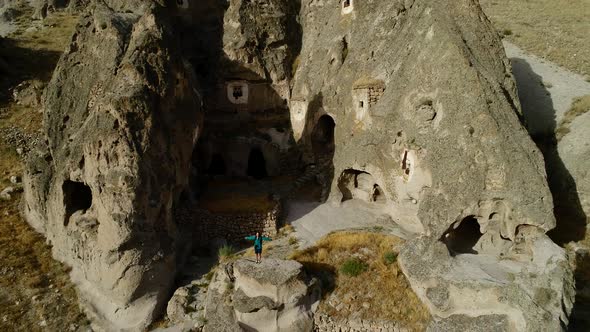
[290,0,572,329]
[23,1,202,329]
[202,259,320,332]
[22,0,575,330]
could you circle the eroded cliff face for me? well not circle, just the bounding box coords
[292,0,552,238]
[22,0,573,330]
[23,1,202,329]
[291,0,571,330]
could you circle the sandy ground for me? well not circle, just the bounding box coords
[505,41,590,136]
[480,0,590,77]
[286,199,413,248]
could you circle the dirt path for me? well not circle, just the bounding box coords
[505,41,590,136]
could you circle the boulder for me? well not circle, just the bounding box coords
[0,186,14,200]
[23,1,203,330]
[202,259,320,332]
[400,226,574,331]
[12,80,45,108]
[166,278,208,326]
[232,259,321,332]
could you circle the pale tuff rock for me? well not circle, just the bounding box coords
[22,0,574,330]
[23,1,202,330]
[202,259,320,332]
[292,0,571,329]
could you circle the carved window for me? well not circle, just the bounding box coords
[342,0,354,14]
[402,151,411,176]
[227,82,248,104]
[177,0,189,9]
[232,86,243,100]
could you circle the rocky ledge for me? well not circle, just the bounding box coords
[167,258,321,332]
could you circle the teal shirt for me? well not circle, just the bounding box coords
[245,235,272,249]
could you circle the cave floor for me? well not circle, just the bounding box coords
[286,199,414,249]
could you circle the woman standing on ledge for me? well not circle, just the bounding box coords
[245,232,272,263]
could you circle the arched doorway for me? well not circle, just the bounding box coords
[441,216,483,256]
[247,148,267,179]
[311,115,335,154]
[208,153,226,175]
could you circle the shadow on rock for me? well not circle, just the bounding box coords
[297,261,336,299]
[511,57,587,244]
[510,57,589,331]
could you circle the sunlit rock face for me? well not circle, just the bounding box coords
[291,0,572,329]
[22,0,574,330]
[23,1,203,329]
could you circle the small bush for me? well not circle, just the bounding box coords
[383,251,398,266]
[340,258,368,277]
[289,237,299,245]
[218,245,235,259]
[502,29,513,36]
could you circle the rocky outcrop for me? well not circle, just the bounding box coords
[291,0,573,329]
[292,0,552,238]
[23,1,202,330]
[221,0,301,94]
[22,0,576,330]
[400,225,573,331]
[202,259,321,332]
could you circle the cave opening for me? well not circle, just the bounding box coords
[232,85,243,100]
[208,153,226,175]
[372,184,386,203]
[338,169,386,204]
[312,114,335,155]
[402,150,411,176]
[441,216,483,256]
[247,148,268,179]
[63,180,92,226]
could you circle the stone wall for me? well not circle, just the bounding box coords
[367,86,385,107]
[177,202,281,244]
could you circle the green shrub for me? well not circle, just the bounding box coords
[340,258,368,277]
[218,245,235,259]
[383,251,398,266]
[502,29,513,36]
[289,237,299,245]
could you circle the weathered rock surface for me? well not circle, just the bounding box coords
[22,0,576,330]
[292,0,553,238]
[400,226,573,331]
[290,0,573,330]
[12,80,45,108]
[202,259,320,332]
[23,1,202,330]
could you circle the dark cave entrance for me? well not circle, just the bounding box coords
[441,216,483,255]
[63,180,92,226]
[208,153,226,175]
[312,115,335,155]
[247,148,268,179]
[337,169,386,204]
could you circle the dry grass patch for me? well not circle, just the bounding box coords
[0,194,89,330]
[556,95,590,140]
[290,232,430,329]
[480,0,590,77]
[0,7,79,93]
